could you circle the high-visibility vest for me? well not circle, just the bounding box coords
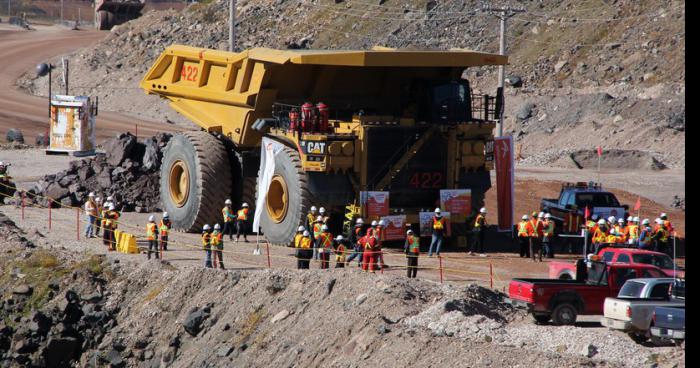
[517,221,530,237]
[300,237,312,249]
[319,232,332,252]
[222,207,233,222]
[364,235,376,250]
[237,208,248,221]
[606,234,618,243]
[294,233,303,248]
[407,235,420,254]
[202,232,211,250]
[159,220,170,237]
[639,227,652,247]
[655,227,669,242]
[307,213,316,229]
[663,220,674,233]
[592,228,607,243]
[543,220,554,238]
[146,222,157,241]
[313,223,323,239]
[211,230,222,247]
[627,225,639,242]
[529,219,541,238]
[111,211,120,229]
[474,214,485,228]
[335,244,346,262]
[586,220,596,230]
[433,216,445,230]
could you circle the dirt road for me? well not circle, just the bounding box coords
[0,24,176,143]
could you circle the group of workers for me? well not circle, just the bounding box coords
[588,213,674,255]
[197,200,252,268]
[516,211,556,262]
[82,193,122,251]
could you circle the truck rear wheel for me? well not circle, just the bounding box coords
[160,131,231,232]
[551,303,577,325]
[257,145,311,245]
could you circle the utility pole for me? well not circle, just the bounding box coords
[482,3,525,137]
[60,0,64,24]
[228,0,236,52]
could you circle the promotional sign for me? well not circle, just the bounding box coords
[360,191,390,217]
[418,211,451,237]
[252,137,286,233]
[494,136,514,232]
[380,215,407,241]
[440,189,472,217]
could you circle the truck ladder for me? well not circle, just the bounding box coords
[375,125,438,191]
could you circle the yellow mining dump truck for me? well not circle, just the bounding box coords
[140,45,506,245]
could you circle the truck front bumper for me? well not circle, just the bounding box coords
[600,317,632,331]
[504,298,534,312]
[650,327,685,340]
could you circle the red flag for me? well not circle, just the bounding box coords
[633,196,641,211]
[584,205,591,219]
[597,146,602,157]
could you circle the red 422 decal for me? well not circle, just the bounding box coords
[181,65,199,82]
[409,172,443,189]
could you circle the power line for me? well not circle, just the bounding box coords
[505,32,684,48]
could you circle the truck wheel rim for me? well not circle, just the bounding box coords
[266,175,288,223]
[169,160,189,208]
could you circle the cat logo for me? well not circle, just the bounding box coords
[301,141,327,155]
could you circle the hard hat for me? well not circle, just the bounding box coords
[480,207,487,214]
[335,235,344,241]
[627,216,633,222]
[107,196,113,201]
[148,215,155,222]
[544,213,551,219]
[642,219,650,225]
[310,206,317,212]
[163,212,169,218]
[598,219,606,225]
[321,224,329,231]
[214,223,221,230]
[377,220,385,227]
[203,224,211,231]
[608,216,616,223]
[88,192,95,197]
[633,216,639,223]
[225,199,232,205]
[95,197,102,203]
[618,218,625,223]
[434,208,441,213]
[660,213,667,219]
[0,161,3,166]
[297,225,305,232]
[538,212,544,218]
[591,214,598,220]
[371,220,378,226]
[355,218,364,225]
[522,215,529,220]
[406,229,413,234]
[242,202,249,207]
[531,211,538,217]
[319,207,326,214]
[316,216,323,222]
[109,205,115,211]
[302,230,310,237]
[655,218,662,224]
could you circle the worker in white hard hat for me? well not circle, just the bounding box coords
[592,219,608,253]
[318,224,333,269]
[222,199,235,241]
[307,206,318,230]
[428,208,446,257]
[374,220,387,269]
[94,196,103,237]
[146,215,159,260]
[83,192,98,239]
[345,217,365,267]
[235,202,250,243]
[607,216,616,228]
[100,196,113,238]
[159,212,172,251]
[638,219,653,250]
[333,234,347,268]
[312,215,325,260]
[318,207,330,224]
[297,230,313,269]
[659,212,674,234]
[652,218,670,255]
[201,224,213,268]
[517,215,532,258]
[541,213,555,258]
[211,223,225,269]
[404,229,420,278]
[470,207,488,257]
[103,204,119,251]
[294,225,306,248]
[625,215,640,246]
[613,218,627,244]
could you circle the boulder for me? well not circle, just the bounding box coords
[96,170,112,189]
[580,343,598,358]
[271,310,290,324]
[59,174,78,187]
[12,285,32,296]
[142,139,159,171]
[104,349,124,368]
[43,337,79,365]
[35,133,49,147]
[182,309,208,336]
[77,166,94,182]
[6,128,24,143]
[103,133,136,166]
[45,183,70,201]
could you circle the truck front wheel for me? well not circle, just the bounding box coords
[551,303,577,325]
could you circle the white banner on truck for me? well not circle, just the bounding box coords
[252,138,285,234]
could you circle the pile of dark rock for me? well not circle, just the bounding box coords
[27,132,172,213]
[671,195,685,211]
[1,286,117,367]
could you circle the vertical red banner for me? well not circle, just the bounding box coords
[494,136,514,232]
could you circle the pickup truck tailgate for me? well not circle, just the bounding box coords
[604,298,631,322]
[508,280,535,303]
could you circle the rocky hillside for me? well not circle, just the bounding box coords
[18,0,685,168]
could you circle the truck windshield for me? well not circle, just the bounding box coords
[575,193,620,207]
[618,280,645,298]
[586,262,608,286]
[632,254,675,269]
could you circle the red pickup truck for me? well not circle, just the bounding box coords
[549,247,684,280]
[507,261,668,325]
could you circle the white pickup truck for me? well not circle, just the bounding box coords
[601,278,685,343]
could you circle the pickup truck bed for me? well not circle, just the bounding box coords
[650,306,685,343]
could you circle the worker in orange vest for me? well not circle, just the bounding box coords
[312,215,324,260]
[592,219,608,254]
[614,218,627,244]
[652,218,670,255]
[660,213,674,234]
[146,215,159,260]
[626,217,640,246]
[235,202,250,243]
[469,207,488,257]
[528,212,544,262]
[542,213,555,258]
[296,231,313,269]
[374,220,387,269]
[333,235,347,268]
[212,223,225,269]
[159,212,172,251]
[222,199,235,240]
[517,214,532,258]
[361,228,378,273]
[428,208,446,257]
[404,229,420,278]
[201,224,213,268]
[318,225,333,269]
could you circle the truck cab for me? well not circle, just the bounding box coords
[549,248,684,280]
[541,182,627,233]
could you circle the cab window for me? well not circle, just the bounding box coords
[649,282,672,299]
[602,252,615,262]
[559,192,570,206]
[642,269,664,278]
[617,254,630,263]
[613,268,637,288]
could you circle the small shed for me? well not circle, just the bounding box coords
[47,95,97,156]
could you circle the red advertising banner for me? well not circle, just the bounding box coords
[380,215,407,241]
[361,191,390,217]
[494,136,514,232]
[440,189,472,218]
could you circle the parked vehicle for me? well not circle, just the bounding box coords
[650,306,685,346]
[506,260,666,325]
[601,278,685,343]
[549,248,684,279]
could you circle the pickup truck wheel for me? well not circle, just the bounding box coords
[627,332,648,344]
[532,314,551,324]
[551,303,577,325]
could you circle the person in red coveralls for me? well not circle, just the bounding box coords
[361,228,378,273]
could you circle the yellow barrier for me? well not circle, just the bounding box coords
[115,231,138,254]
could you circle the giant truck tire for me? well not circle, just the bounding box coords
[256,145,311,245]
[95,11,110,30]
[160,131,231,232]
